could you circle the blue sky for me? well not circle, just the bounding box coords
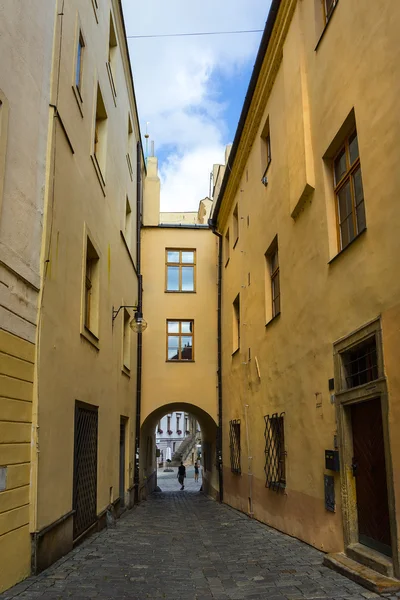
[121,1,269,211]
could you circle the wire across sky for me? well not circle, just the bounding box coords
[127,29,263,39]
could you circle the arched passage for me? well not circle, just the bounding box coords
[139,403,219,501]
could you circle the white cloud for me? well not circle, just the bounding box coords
[122,0,270,211]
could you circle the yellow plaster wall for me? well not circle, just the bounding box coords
[217,0,400,554]
[0,330,34,592]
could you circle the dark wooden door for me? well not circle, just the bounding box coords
[351,398,391,556]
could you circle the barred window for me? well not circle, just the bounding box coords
[264,413,286,491]
[340,336,378,389]
[229,419,241,474]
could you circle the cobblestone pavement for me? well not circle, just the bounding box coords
[1,468,392,600]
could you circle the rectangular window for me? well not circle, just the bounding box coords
[176,414,181,432]
[167,416,171,432]
[84,237,100,336]
[232,204,239,247]
[340,336,379,390]
[261,117,271,181]
[75,32,85,93]
[233,294,240,353]
[127,115,134,179]
[167,320,194,361]
[334,129,366,251]
[93,85,108,180]
[124,197,132,248]
[185,416,188,433]
[229,420,241,474]
[323,0,338,23]
[166,249,195,292]
[265,237,280,321]
[122,308,131,371]
[224,228,230,267]
[107,13,118,99]
[264,413,286,491]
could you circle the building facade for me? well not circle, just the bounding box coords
[211,0,400,583]
[0,0,144,591]
[156,411,199,466]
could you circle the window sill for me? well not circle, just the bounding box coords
[120,230,138,274]
[265,312,281,329]
[91,154,106,197]
[91,0,99,22]
[328,228,366,265]
[315,0,339,51]
[106,62,117,107]
[166,360,195,363]
[81,327,100,351]
[335,376,386,398]
[231,469,241,475]
[165,290,196,294]
[267,481,286,491]
[225,258,230,268]
[72,85,84,118]
[231,347,240,357]
[233,237,239,250]
[122,366,131,378]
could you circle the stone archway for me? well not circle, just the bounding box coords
[139,403,218,501]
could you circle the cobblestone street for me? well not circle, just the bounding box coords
[1,469,386,600]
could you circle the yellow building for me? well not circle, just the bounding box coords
[211,0,400,587]
[0,0,144,590]
[140,155,220,500]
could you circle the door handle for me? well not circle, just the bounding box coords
[351,458,358,477]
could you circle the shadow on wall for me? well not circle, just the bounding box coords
[140,402,219,501]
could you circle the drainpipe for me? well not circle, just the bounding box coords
[210,224,223,502]
[134,142,143,504]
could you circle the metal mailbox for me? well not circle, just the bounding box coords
[325,449,340,472]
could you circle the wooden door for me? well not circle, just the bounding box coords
[351,398,391,556]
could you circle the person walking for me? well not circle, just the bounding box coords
[177,462,186,490]
[194,462,199,483]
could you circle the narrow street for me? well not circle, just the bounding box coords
[0,468,387,600]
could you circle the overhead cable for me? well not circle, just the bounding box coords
[127,29,263,39]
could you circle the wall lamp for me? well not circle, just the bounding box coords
[112,305,148,333]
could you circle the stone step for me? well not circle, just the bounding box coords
[323,552,400,594]
[347,543,393,578]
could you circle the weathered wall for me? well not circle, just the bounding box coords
[217,0,400,557]
[0,0,56,591]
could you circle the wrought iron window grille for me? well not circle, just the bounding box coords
[229,419,241,474]
[341,336,378,389]
[264,412,286,492]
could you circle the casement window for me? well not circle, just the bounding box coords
[232,294,240,353]
[264,413,286,491]
[261,117,271,184]
[165,249,195,292]
[232,205,239,247]
[84,237,100,335]
[93,85,108,181]
[323,0,338,23]
[122,308,131,371]
[224,228,230,267]
[265,237,280,321]
[124,197,132,248]
[166,320,194,361]
[176,414,181,431]
[75,32,85,95]
[229,420,241,474]
[333,129,365,251]
[126,115,134,179]
[107,13,118,100]
[167,415,171,431]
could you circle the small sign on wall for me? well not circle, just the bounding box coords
[0,467,7,491]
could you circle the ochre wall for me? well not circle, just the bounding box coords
[218,0,400,555]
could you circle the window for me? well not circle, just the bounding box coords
[91,0,99,22]
[75,32,85,94]
[232,205,239,247]
[185,416,188,433]
[84,237,100,336]
[167,320,194,361]
[0,91,9,216]
[233,294,240,353]
[127,115,134,179]
[124,197,132,248]
[264,413,286,491]
[261,117,271,181]
[176,414,181,432]
[122,308,131,371]
[323,0,338,23]
[229,420,241,474]
[107,13,118,99]
[333,129,365,251]
[265,237,280,321]
[166,249,195,292]
[167,416,171,432]
[340,336,378,390]
[93,85,108,181]
[224,228,230,266]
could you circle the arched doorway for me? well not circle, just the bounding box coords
[139,403,218,501]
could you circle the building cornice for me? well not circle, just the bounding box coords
[214,0,297,231]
